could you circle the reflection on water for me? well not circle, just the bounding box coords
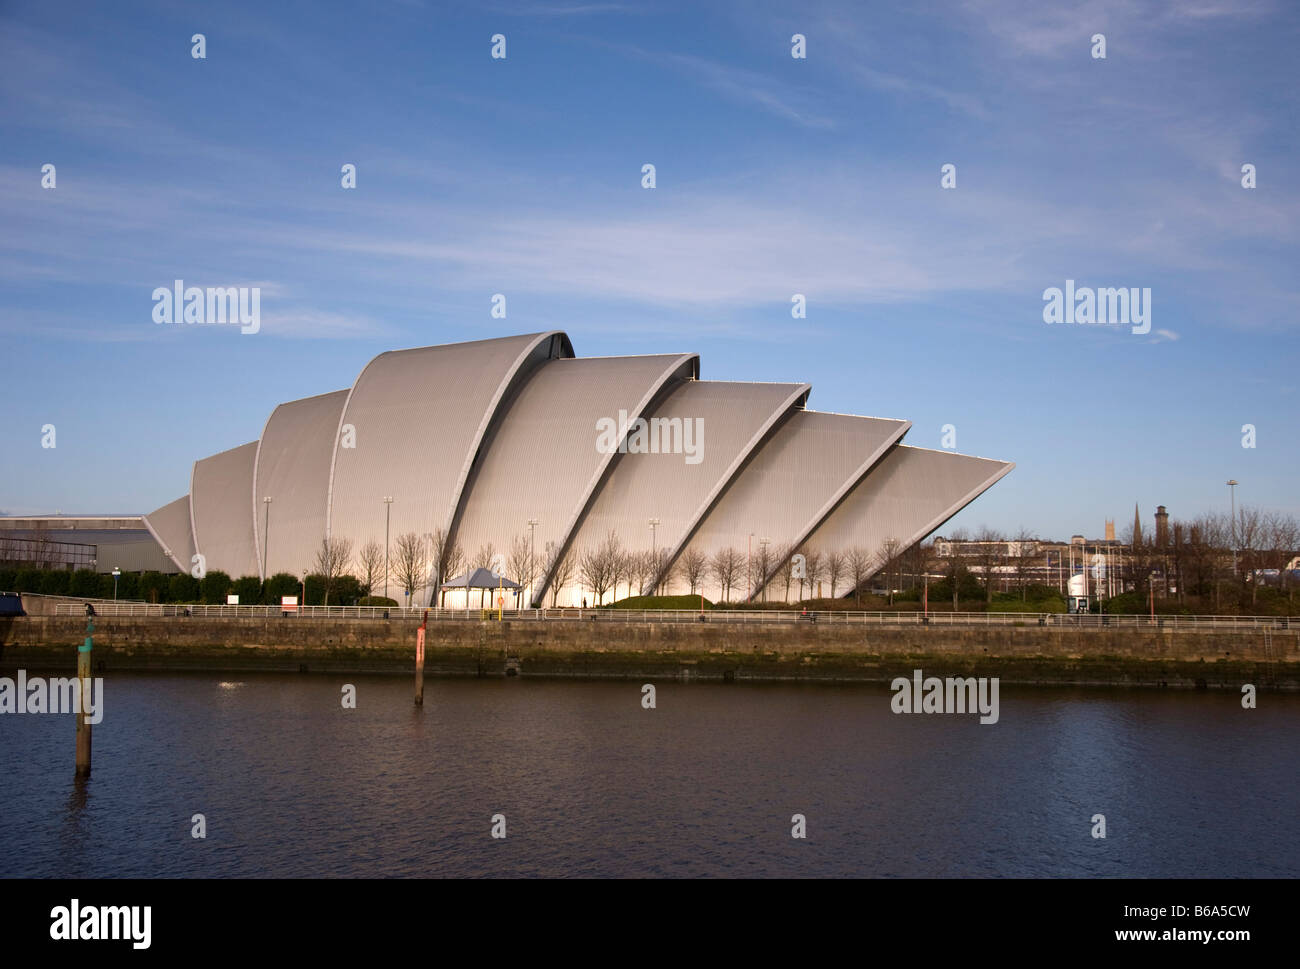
[1,673,1296,878]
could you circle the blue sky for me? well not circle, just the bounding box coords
[1,0,1296,539]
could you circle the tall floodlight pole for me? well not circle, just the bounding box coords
[1227,480,1238,576]
[262,497,273,580]
[759,537,771,603]
[747,533,753,602]
[649,518,660,595]
[383,496,394,599]
[527,518,539,607]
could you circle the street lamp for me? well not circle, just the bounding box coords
[527,518,540,607]
[261,497,273,580]
[1227,480,1238,576]
[382,496,394,599]
[648,518,661,595]
[112,567,121,601]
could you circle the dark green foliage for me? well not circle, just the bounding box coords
[199,570,232,604]
[167,573,200,603]
[69,568,100,598]
[139,571,170,603]
[263,572,301,604]
[231,575,262,605]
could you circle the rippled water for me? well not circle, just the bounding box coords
[1,673,1296,877]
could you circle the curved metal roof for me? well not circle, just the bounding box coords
[568,379,810,579]
[325,332,573,580]
[142,494,195,573]
[766,444,1014,596]
[451,352,699,604]
[252,389,349,580]
[190,441,260,578]
[679,409,909,597]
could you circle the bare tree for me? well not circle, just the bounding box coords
[804,549,825,601]
[847,547,871,605]
[652,548,678,596]
[544,541,577,607]
[680,547,708,595]
[580,531,620,606]
[971,527,1004,604]
[313,536,354,606]
[753,541,774,602]
[826,550,845,599]
[357,539,383,598]
[507,534,535,606]
[430,527,464,604]
[874,538,902,605]
[710,547,741,603]
[391,532,428,607]
[1011,528,1036,601]
[474,542,497,570]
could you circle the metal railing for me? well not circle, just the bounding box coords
[41,600,1296,630]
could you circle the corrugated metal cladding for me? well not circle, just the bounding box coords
[568,380,809,570]
[452,353,700,601]
[151,331,1012,598]
[326,332,572,578]
[253,389,348,579]
[678,411,910,594]
[758,445,1015,599]
[190,441,260,578]
[142,494,195,572]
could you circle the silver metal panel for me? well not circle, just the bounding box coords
[569,379,809,575]
[452,353,700,605]
[325,332,573,591]
[142,495,194,573]
[768,445,1015,596]
[679,410,909,601]
[252,389,349,579]
[190,441,260,578]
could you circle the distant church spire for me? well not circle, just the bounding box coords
[1133,503,1142,545]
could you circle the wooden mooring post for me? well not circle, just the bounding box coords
[415,609,427,707]
[76,608,94,776]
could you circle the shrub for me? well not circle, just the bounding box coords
[139,571,170,603]
[167,573,200,603]
[69,568,100,598]
[199,570,233,604]
[231,576,262,605]
[359,595,398,607]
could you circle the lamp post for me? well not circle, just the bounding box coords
[382,496,394,599]
[758,537,771,603]
[648,518,660,595]
[261,496,273,580]
[1227,480,1238,576]
[747,533,753,602]
[527,518,539,607]
[112,567,121,601]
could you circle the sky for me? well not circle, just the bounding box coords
[1,0,1297,540]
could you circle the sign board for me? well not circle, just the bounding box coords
[227,594,240,605]
[281,596,298,613]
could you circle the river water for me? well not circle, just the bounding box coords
[1,673,1296,878]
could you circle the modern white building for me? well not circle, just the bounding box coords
[142,332,1014,606]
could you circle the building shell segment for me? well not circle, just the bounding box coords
[142,494,195,573]
[252,389,350,580]
[324,332,573,594]
[451,353,700,605]
[189,441,260,579]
